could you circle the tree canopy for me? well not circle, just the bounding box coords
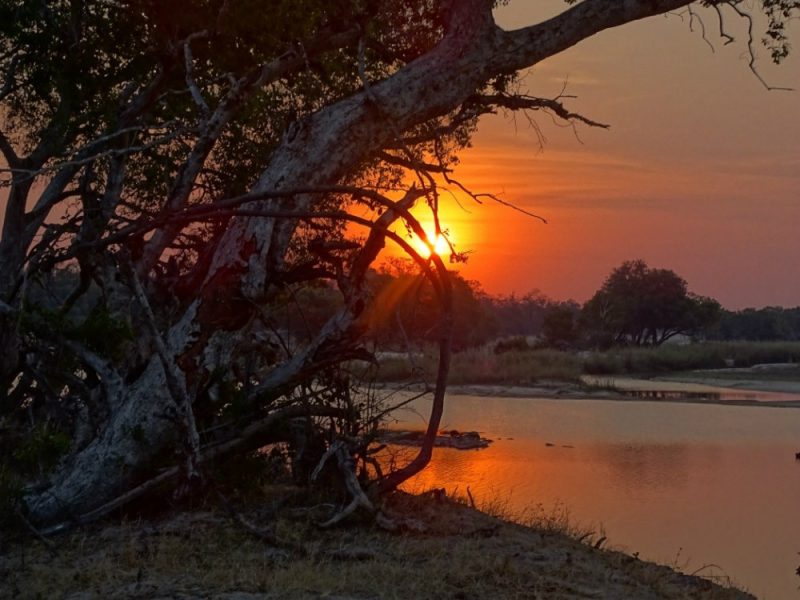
[0,0,797,531]
[582,260,721,347]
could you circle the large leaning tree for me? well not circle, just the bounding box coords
[0,0,796,531]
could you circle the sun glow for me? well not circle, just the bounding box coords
[372,185,487,270]
[414,232,451,259]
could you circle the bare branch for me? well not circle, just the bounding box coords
[62,339,124,407]
[39,402,349,535]
[320,444,374,527]
[712,4,736,46]
[725,2,794,91]
[670,5,717,53]
[496,0,693,76]
[182,31,211,117]
[451,179,547,224]
[0,128,20,168]
[311,440,344,482]
[126,259,202,482]
[0,124,185,180]
[474,92,609,129]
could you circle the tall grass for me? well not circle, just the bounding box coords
[368,341,800,383]
[367,346,582,385]
[582,341,800,375]
[448,347,582,384]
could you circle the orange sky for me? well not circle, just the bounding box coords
[389,1,800,310]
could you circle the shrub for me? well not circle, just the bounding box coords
[493,336,533,355]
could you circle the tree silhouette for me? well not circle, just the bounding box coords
[0,0,794,529]
[582,260,721,347]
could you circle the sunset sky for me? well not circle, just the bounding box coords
[401,1,800,310]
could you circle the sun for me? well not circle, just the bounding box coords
[432,233,450,257]
[414,232,451,259]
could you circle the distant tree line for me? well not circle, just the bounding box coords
[38,259,794,360]
[365,259,800,352]
[707,307,800,342]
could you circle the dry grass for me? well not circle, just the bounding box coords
[366,347,582,386]
[0,491,753,600]
[366,341,800,386]
[582,341,800,375]
[448,348,582,385]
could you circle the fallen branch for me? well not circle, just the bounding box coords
[320,444,374,528]
[212,486,307,555]
[38,404,345,535]
[14,508,58,557]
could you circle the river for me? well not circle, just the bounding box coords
[387,391,800,599]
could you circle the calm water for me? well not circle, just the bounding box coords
[388,394,800,599]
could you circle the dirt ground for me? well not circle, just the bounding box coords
[0,491,753,600]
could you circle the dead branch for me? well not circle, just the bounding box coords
[454,177,547,224]
[126,259,202,484]
[182,31,212,117]
[311,440,344,483]
[14,508,58,557]
[38,403,347,536]
[723,1,793,91]
[62,339,124,408]
[712,3,735,45]
[320,444,374,528]
[474,92,609,129]
[213,486,307,554]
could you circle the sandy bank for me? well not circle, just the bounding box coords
[382,370,800,408]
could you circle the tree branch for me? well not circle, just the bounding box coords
[126,259,202,482]
[474,92,609,129]
[319,444,374,528]
[182,31,212,117]
[136,26,362,275]
[724,1,794,91]
[497,0,696,75]
[38,403,347,535]
[0,128,20,169]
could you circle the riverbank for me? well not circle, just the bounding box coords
[0,491,752,599]
[380,363,800,408]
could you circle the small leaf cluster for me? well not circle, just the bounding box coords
[760,0,800,62]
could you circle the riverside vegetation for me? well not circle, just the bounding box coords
[369,341,800,387]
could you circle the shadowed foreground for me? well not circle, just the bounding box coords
[0,493,752,600]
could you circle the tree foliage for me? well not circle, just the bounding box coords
[582,260,721,347]
[708,306,800,341]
